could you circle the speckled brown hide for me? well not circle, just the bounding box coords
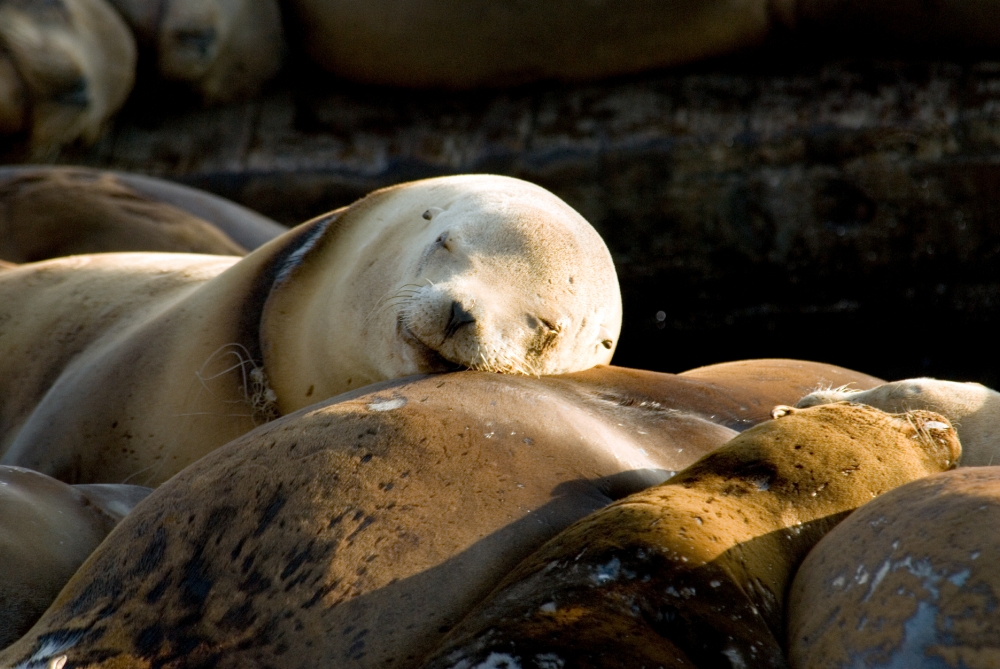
[418,404,960,669]
[788,467,1000,668]
[0,362,877,669]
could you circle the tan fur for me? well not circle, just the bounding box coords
[797,378,1000,466]
[0,363,878,669]
[788,467,1000,668]
[0,175,619,485]
[0,168,247,263]
[0,0,136,156]
[0,466,149,649]
[420,404,959,669]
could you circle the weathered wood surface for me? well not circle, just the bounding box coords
[28,56,1000,386]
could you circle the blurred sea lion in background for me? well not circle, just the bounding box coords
[0,0,136,156]
[106,0,284,103]
[0,166,285,262]
[0,465,150,649]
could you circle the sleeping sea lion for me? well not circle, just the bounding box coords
[0,360,879,669]
[0,466,150,649]
[0,0,136,156]
[797,378,1000,466]
[0,175,621,486]
[788,467,1000,668]
[419,404,960,669]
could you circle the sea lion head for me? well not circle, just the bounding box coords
[262,175,622,412]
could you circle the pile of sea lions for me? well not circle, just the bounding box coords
[1,169,1000,667]
[3,0,1000,154]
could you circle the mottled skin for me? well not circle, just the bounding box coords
[0,168,247,263]
[0,466,150,649]
[419,404,960,669]
[0,361,879,669]
[798,378,1000,467]
[788,467,1000,669]
[0,175,620,486]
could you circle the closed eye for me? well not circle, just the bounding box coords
[538,318,560,334]
[433,233,452,251]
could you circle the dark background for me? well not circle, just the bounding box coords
[46,52,1000,387]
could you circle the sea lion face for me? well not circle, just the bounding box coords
[264,175,622,412]
[394,188,620,376]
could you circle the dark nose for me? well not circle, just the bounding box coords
[443,301,476,340]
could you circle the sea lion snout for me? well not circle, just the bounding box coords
[897,409,962,470]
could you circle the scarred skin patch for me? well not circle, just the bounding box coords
[788,467,1000,669]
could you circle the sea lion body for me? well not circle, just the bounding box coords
[788,467,1000,668]
[420,404,960,669]
[0,362,879,669]
[0,166,286,261]
[0,175,621,486]
[797,378,1000,466]
[0,466,150,649]
[284,0,773,89]
[0,168,248,262]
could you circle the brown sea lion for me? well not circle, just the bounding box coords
[0,0,136,156]
[0,166,287,255]
[0,362,879,669]
[419,404,960,669]
[0,167,247,262]
[283,0,775,89]
[0,175,622,486]
[788,466,1000,668]
[798,378,1000,467]
[106,0,284,103]
[0,466,150,650]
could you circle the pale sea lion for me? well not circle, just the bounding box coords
[0,167,247,262]
[0,175,621,486]
[0,0,136,156]
[0,465,151,649]
[106,0,284,103]
[0,361,879,669]
[797,378,1000,466]
[788,467,1000,669]
[419,404,960,669]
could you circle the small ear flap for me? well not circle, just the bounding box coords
[771,405,798,419]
